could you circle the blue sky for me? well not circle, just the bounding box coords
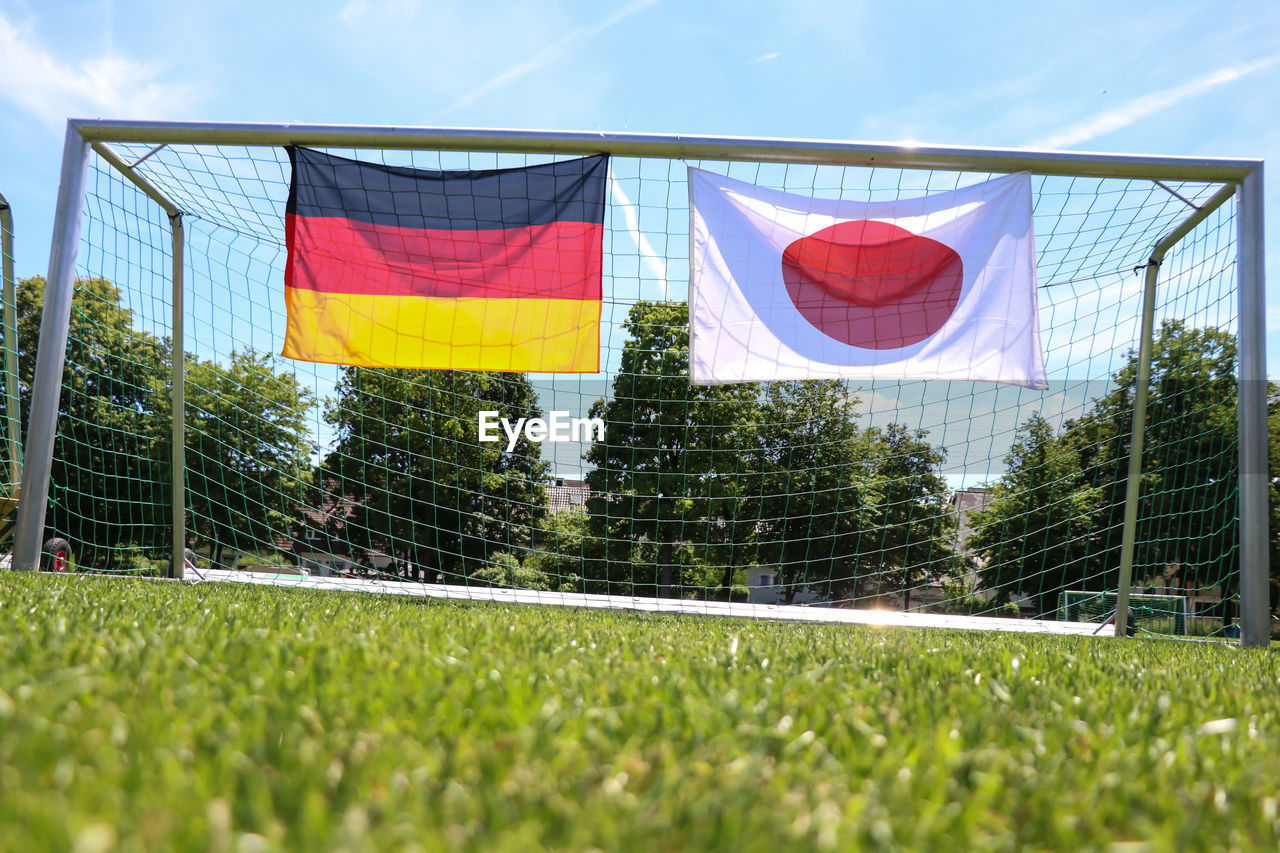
[0,0,1278,372]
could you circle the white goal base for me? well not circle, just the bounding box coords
[190,568,1116,637]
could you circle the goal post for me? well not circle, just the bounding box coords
[1236,165,1268,647]
[12,120,1269,646]
[0,188,20,494]
[12,125,90,574]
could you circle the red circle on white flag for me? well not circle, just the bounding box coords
[781,220,964,349]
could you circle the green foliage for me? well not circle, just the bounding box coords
[584,302,961,604]
[322,368,547,581]
[470,552,556,591]
[4,573,1280,851]
[929,577,1021,617]
[99,544,169,577]
[525,508,589,592]
[969,414,1102,615]
[17,277,168,567]
[584,301,762,597]
[752,380,874,601]
[1080,321,1241,595]
[231,550,302,574]
[971,321,1254,618]
[1267,388,1280,609]
[993,600,1024,618]
[863,422,964,606]
[178,349,315,567]
[0,282,16,498]
[17,277,318,570]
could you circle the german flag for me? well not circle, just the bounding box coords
[283,148,606,372]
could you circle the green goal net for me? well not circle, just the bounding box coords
[15,127,1260,636]
[0,190,20,527]
[1060,590,1192,636]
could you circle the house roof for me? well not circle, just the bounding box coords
[951,486,991,515]
[548,478,590,514]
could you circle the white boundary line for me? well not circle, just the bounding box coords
[193,569,1116,637]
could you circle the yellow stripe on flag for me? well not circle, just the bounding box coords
[283,287,601,372]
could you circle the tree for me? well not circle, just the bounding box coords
[968,414,1101,616]
[583,301,763,597]
[322,368,546,580]
[581,302,965,605]
[970,321,1250,618]
[16,276,169,567]
[525,507,589,592]
[1081,321,1240,595]
[470,551,556,591]
[1268,385,1280,612]
[864,422,964,609]
[175,350,316,568]
[17,277,322,570]
[752,380,875,602]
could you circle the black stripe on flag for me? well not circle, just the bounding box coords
[286,147,608,231]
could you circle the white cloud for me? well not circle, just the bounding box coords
[0,14,200,129]
[1028,56,1278,150]
[609,176,668,299]
[749,52,778,65]
[441,0,661,115]
[849,388,904,424]
[340,0,370,22]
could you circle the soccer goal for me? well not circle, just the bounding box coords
[1061,590,1192,636]
[11,121,1269,646]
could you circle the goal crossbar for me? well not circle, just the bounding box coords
[69,118,1261,181]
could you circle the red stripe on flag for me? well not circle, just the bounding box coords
[284,214,603,300]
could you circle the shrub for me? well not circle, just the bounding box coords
[472,553,555,591]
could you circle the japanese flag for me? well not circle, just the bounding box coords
[689,168,1047,389]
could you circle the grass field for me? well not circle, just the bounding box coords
[2,573,1278,851]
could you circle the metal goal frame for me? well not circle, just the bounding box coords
[11,119,1268,647]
